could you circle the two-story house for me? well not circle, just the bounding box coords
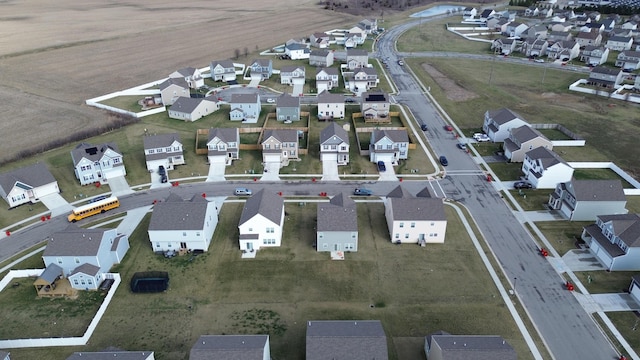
[316,193,358,253]
[309,49,334,67]
[261,129,299,167]
[168,96,219,122]
[280,65,306,86]
[207,128,240,165]
[285,42,310,60]
[358,18,378,33]
[159,78,190,106]
[547,40,580,61]
[361,91,389,119]
[615,50,640,70]
[520,38,549,57]
[238,189,285,253]
[580,46,609,66]
[503,125,552,163]
[505,21,528,37]
[425,333,516,360]
[349,67,379,93]
[606,36,634,51]
[519,25,548,41]
[587,66,623,88]
[548,179,627,221]
[384,185,447,245]
[42,225,129,290]
[71,142,126,185]
[276,93,301,122]
[148,193,218,253]
[316,67,340,93]
[0,163,60,208]
[249,59,273,81]
[581,213,640,271]
[169,67,204,89]
[463,7,478,19]
[319,122,349,165]
[522,147,574,189]
[575,30,602,47]
[143,133,185,172]
[209,60,237,82]
[346,49,368,70]
[317,91,344,120]
[482,108,528,142]
[369,129,409,164]
[67,352,154,360]
[190,335,270,360]
[491,38,517,55]
[229,93,261,121]
[524,6,539,17]
[547,31,573,43]
[310,32,331,48]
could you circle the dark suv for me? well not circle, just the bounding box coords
[158,165,168,183]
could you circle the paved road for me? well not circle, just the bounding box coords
[376,17,617,360]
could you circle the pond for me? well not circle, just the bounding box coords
[410,5,464,18]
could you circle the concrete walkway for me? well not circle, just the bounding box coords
[562,249,606,272]
[575,292,640,313]
[116,206,152,236]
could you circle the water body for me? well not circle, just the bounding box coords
[410,5,463,17]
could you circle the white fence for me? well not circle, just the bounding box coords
[551,140,586,146]
[568,161,640,195]
[0,271,121,349]
[569,79,640,104]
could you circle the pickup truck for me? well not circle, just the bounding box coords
[354,188,373,196]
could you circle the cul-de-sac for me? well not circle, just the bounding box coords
[2,0,640,359]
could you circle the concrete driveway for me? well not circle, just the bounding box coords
[321,160,340,181]
[261,162,281,181]
[248,77,261,87]
[291,84,304,96]
[108,176,133,196]
[39,193,73,217]
[562,249,606,272]
[149,170,171,189]
[377,161,398,181]
[575,292,640,313]
[206,157,227,182]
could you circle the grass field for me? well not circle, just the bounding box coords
[4,202,535,360]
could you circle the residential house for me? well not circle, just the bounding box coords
[575,14,591,26]
[306,320,388,360]
[309,49,334,67]
[602,17,616,32]
[547,40,580,61]
[316,193,358,252]
[67,352,154,360]
[261,129,299,167]
[522,147,574,189]
[143,133,185,172]
[479,9,496,22]
[207,128,240,165]
[229,93,261,121]
[358,18,378,33]
[169,67,204,89]
[588,11,602,21]
[346,27,367,46]
[606,36,634,51]
[310,32,331,48]
[540,8,554,18]
[505,22,528,37]
[550,14,567,23]
[148,193,218,253]
[276,93,301,121]
[547,31,573,43]
[384,185,446,244]
[582,22,605,33]
[493,18,510,34]
[611,28,634,38]
[284,42,310,60]
[71,142,125,185]
[238,189,285,252]
[159,78,190,106]
[209,60,236,82]
[319,122,349,164]
[580,46,609,66]
[629,275,640,305]
[43,225,129,290]
[280,65,306,86]
[361,91,390,119]
[369,129,409,164]
[549,22,572,32]
[635,75,640,90]
[0,163,59,208]
[616,51,640,70]
[520,25,548,41]
[346,49,368,70]
[249,59,273,80]
[0,352,8,360]
[425,332,516,360]
[190,335,270,360]
[524,6,539,17]
[463,7,478,19]
[349,67,379,93]
[491,38,517,55]
[621,20,638,31]
[521,38,549,57]
[587,66,623,88]
[482,108,528,142]
[503,125,552,163]
[317,91,345,120]
[168,96,219,122]
[315,67,340,93]
[548,179,627,221]
[581,214,640,271]
[575,30,602,47]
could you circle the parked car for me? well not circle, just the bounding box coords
[354,188,373,196]
[89,195,108,203]
[234,188,252,196]
[397,59,404,66]
[420,124,428,131]
[514,181,533,189]
[444,125,453,131]
[473,133,491,142]
[158,165,168,183]
[534,59,544,63]
[377,161,386,172]
[457,143,467,151]
[439,156,448,166]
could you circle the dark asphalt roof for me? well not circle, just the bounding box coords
[143,133,181,150]
[38,263,63,284]
[569,179,626,201]
[306,320,388,360]
[149,193,212,231]
[428,334,517,360]
[317,193,357,232]
[190,335,268,360]
[389,197,446,221]
[0,163,56,193]
[239,189,284,226]
[43,226,107,257]
[320,122,349,145]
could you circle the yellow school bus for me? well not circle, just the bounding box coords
[67,196,120,222]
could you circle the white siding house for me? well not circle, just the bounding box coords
[238,189,285,252]
[482,108,529,142]
[522,147,574,189]
[369,129,409,164]
[319,122,349,165]
[548,179,627,221]
[316,193,358,253]
[168,96,219,122]
[581,214,640,271]
[229,93,261,121]
[143,133,185,172]
[169,67,204,89]
[317,91,344,120]
[0,163,60,208]
[384,186,447,245]
[190,335,270,360]
[71,142,126,185]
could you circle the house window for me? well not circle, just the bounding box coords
[88,279,92,285]
[148,149,155,154]
[399,222,404,228]
[174,146,180,151]
[183,232,187,236]
[430,222,435,226]
[166,147,172,152]
[73,279,79,285]
[323,243,328,249]
[196,232,200,237]
[323,145,329,150]
[248,227,253,232]
[405,233,409,238]
[411,222,416,228]
[395,233,399,239]
[352,233,356,238]
[75,257,80,264]
[266,227,274,233]
[57,257,63,265]
[168,244,172,248]
[156,243,160,247]
[319,234,324,239]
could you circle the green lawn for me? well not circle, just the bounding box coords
[534,221,592,256]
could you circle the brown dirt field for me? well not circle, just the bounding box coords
[0,0,358,164]
[421,63,478,102]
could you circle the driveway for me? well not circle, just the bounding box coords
[149,170,171,189]
[116,206,152,236]
[377,161,398,181]
[574,292,640,313]
[321,160,340,181]
[108,176,133,196]
[261,162,281,181]
[206,156,227,182]
[248,77,261,87]
[39,193,73,217]
[561,249,606,272]
[291,83,304,96]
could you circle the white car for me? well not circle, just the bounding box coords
[266,98,276,103]
[534,59,544,63]
[473,133,491,142]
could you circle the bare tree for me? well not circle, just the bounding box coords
[234,49,240,59]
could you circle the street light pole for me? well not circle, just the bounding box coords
[514,277,517,293]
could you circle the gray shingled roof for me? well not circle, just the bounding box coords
[317,193,357,232]
[416,186,435,198]
[591,66,620,75]
[211,59,235,69]
[276,93,300,108]
[149,193,211,231]
[66,352,154,360]
[70,263,100,277]
[320,122,349,145]
[143,133,181,150]
[428,334,516,360]
[316,67,339,76]
[310,49,330,57]
[239,189,284,226]
[281,65,305,73]
[372,129,408,144]
[525,147,567,169]
[387,185,413,198]
[43,226,107,257]
[170,97,206,114]
[347,49,368,56]
[208,128,239,144]
[0,163,56,193]
[38,263,63,284]
[597,213,640,247]
[389,197,446,221]
[231,93,258,104]
[263,129,299,143]
[159,77,189,91]
[190,335,268,360]
[570,179,626,201]
[306,320,388,360]
[251,59,271,67]
[71,142,121,166]
[510,125,547,144]
[486,108,526,126]
[317,90,343,104]
[174,67,197,77]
